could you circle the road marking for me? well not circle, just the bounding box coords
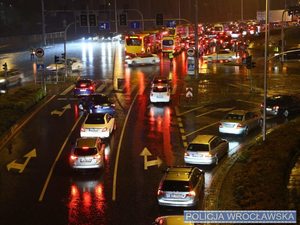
[237,99,261,105]
[38,114,83,202]
[195,107,235,117]
[51,104,71,116]
[112,91,139,201]
[175,105,206,116]
[60,85,74,96]
[139,147,162,170]
[7,149,37,173]
[185,121,220,137]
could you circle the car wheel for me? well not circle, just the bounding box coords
[283,109,289,118]
[243,127,249,136]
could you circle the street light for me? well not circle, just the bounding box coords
[262,0,269,141]
[64,22,75,77]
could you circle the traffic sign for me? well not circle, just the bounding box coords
[130,21,140,29]
[187,48,195,57]
[186,87,193,98]
[99,22,110,30]
[36,64,45,70]
[35,48,44,58]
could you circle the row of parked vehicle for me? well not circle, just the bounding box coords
[69,78,116,171]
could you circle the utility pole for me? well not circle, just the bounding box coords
[114,0,118,33]
[41,0,46,46]
[194,0,199,77]
[263,0,269,141]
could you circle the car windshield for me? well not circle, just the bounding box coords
[162,40,174,46]
[76,80,91,88]
[74,147,98,156]
[161,180,190,192]
[153,78,168,85]
[187,143,209,152]
[86,114,105,124]
[152,86,168,92]
[91,95,110,104]
[225,113,243,120]
[126,38,142,46]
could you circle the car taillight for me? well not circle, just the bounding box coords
[273,105,279,111]
[219,122,223,128]
[260,103,264,107]
[81,127,85,132]
[187,190,196,197]
[102,127,108,132]
[237,123,243,128]
[157,189,164,196]
[70,154,78,161]
[94,154,101,160]
[184,152,189,156]
[111,103,115,107]
[89,86,94,90]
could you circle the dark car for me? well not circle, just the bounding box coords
[73,79,96,97]
[78,93,116,115]
[261,95,300,118]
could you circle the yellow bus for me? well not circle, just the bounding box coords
[125,32,160,56]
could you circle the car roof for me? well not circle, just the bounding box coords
[75,137,99,148]
[190,134,216,144]
[164,166,197,181]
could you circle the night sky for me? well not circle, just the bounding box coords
[0,0,298,35]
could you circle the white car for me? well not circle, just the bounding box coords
[125,53,160,66]
[150,83,171,103]
[219,110,261,136]
[184,135,229,165]
[202,49,239,62]
[80,113,116,139]
[46,58,83,71]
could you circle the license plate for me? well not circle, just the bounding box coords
[171,194,184,198]
[89,128,99,132]
[80,159,92,162]
[157,95,163,98]
[80,89,86,92]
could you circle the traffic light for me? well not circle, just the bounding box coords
[2,62,7,71]
[80,14,88,26]
[156,13,164,26]
[54,55,59,63]
[61,53,65,59]
[89,14,97,26]
[119,14,127,26]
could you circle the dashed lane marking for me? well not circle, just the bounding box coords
[185,122,220,137]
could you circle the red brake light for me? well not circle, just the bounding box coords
[157,190,164,196]
[187,190,196,197]
[80,83,87,87]
[81,127,85,132]
[184,152,189,156]
[89,86,94,90]
[237,123,243,128]
[82,146,89,150]
[70,154,77,161]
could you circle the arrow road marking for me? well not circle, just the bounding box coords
[7,149,37,173]
[139,147,162,170]
[51,104,71,116]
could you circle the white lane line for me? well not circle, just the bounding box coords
[237,99,261,105]
[60,84,74,96]
[185,122,220,137]
[195,107,235,117]
[38,114,83,202]
[112,92,139,201]
[176,105,206,116]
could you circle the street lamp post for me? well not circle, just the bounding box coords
[281,9,288,62]
[64,22,75,78]
[41,0,46,46]
[263,0,270,141]
[194,0,199,77]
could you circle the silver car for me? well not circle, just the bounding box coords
[157,166,204,207]
[69,137,105,170]
[184,135,229,165]
[219,110,261,136]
